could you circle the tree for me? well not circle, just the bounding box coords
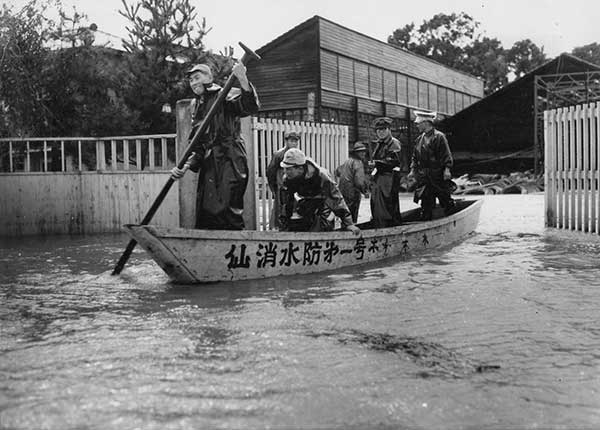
[52,6,98,47]
[571,42,600,66]
[0,0,54,136]
[0,0,138,137]
[388,13,546,95]
[507,39,548,78]
[463,37,509,94]
[388,12,478,70]
[119,0,228,134]
[43,46,140,136]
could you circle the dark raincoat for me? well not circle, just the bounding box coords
[370,135,402,227]
[410,128,455,218]
[280,159,354,232]
[335,156,368,223]
[266,147,288,229]
[188,84,260,230]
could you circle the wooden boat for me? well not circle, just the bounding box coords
[123,199,483,284]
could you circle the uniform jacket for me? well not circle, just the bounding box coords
[410,128,453,176]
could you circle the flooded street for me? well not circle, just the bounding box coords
[1,194,600,429]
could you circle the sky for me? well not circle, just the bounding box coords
[7,0,600,58]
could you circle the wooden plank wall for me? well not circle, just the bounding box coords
[0,172,179,237]
[319,48,478,116]
[318,18,484,97]
[247,21,320,112]
[545,102,600,233]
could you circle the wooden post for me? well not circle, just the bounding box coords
[43,140,48,172]
[96,140,106,171]
[582,104,590,232]
[135,139,142,170]
[148,139,155,171]
[111,140,117,171]
[575,105,583,231]
[78,140,82,171]
[161,137,168,169]
[589,102,600,234]
[61,140,65,172]
[242,116,256,230]
[406,107,412,146]
[123,140,130,171]
[560,108,568,229]
[568,106,576,230]
[175,99,197,228]
[307,91,315,122]
[354,96,359,142]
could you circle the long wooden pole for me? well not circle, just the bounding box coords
[112,42,260,275]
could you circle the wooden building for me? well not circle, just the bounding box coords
[246,16,483,146]
[442,54,600,173]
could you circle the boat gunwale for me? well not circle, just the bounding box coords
[125,199,483,242]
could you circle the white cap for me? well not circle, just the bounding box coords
[280,148,307,167]
[414,110,437,123]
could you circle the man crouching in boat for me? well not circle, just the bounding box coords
[279,148,361,236]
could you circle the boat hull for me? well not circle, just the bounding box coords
[123,199,482,284]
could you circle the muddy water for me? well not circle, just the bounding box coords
[1,194,599,429]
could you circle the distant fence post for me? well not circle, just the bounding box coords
[545,102,600,234]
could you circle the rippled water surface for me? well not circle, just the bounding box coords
[1,194,599,429]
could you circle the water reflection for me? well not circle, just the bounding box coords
[308,329,502,379]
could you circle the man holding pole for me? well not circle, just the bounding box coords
[171,60,260,230]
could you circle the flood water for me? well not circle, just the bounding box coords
[1,194,599,429]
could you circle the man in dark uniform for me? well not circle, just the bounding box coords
[279,148,360,235]
[170,61,260,230]
[266,131,300,229]
[408,111,456,221]
[335,142,368,223]
[369,117,403,228]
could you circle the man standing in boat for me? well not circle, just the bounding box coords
[279,148,360,235]
[408,111,456,221]
[266,131,300,229]
[335,142,369,223]
[170,61,260,230]
[369,117,403,228]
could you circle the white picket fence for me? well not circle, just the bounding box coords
[544,102,600,233]
[250,117,349,230]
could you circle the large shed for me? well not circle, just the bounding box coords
[246,15,483,145]
[442,53,600,172]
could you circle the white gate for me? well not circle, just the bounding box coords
[544,102,600,233]
[249,117,349,230]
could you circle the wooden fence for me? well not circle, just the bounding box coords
[0,114,349,236]
[0,135,179,237]
[0,134,177,172]
[544,102,600,233]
